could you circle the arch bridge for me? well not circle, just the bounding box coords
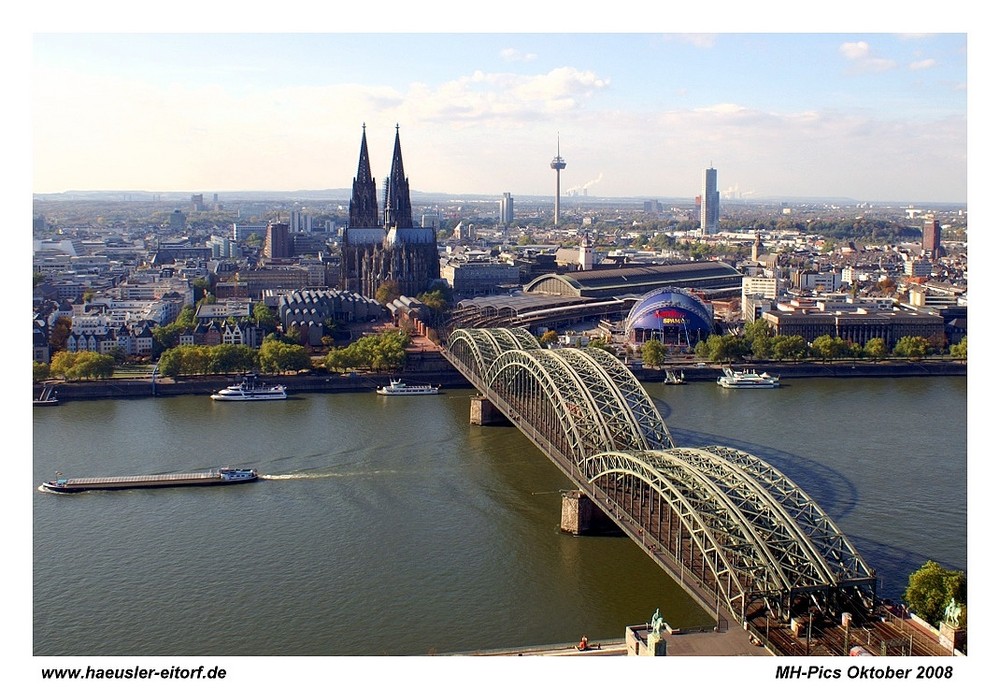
[443,327,877,630]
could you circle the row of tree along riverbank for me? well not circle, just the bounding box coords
[35,351,965,402]
[632,358,967,382]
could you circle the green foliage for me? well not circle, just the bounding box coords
[810,334,848,362]
[157,344,259,377]
[903,561,966,627]
[253,302,278,332]
[893,336,930,360]
[703,334,747,362]
[33,361,51,382]
[323,330,410,373]
[770,335,808,361]
[949,336,967,360]
[864,337,887,361]
[259,340,311,373]
[374,280,402,305]
[641,339,666,368]
[49,350,115,380]
[152,322,186,354]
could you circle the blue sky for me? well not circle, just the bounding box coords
[31,23,968,202]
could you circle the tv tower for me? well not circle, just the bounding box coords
[550,134,567,226]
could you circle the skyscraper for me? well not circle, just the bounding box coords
[923,217,942,259]
[263,221,291,259]
[700,167,720,235]
[550,136,566,226]
[500,192,514,227]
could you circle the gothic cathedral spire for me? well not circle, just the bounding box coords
[349,124,379,228]
[382,124,413,229]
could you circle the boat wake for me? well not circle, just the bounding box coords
[260,469,401,481]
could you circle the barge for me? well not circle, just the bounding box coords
[39,467,259,493]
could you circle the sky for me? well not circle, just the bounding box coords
[31,24,968,204]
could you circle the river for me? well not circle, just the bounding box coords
[32,375,967,657]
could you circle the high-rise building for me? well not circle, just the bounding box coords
[341,125,440,299]
[263,222,291,259]
[500,192,514,227]
[700,167,720,235]
[922,217,942,259]
[550,136,566,225]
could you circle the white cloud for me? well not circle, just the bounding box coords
[910,58,936,70]
[839,41,896,73]
[500,48,537,62]
[664,34,717,48]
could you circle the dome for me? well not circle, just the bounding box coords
[624,287,714,346]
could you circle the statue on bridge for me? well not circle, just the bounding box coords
[649,608,667,637]
[943,598,964,628]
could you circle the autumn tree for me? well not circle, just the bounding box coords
[950,336,967,360]
[863,337,887,361]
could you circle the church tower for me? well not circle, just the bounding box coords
[349,124,379,228]
[382,124,414,229]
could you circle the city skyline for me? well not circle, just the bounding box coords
[32,30,967,204]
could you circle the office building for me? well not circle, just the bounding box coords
[700,167,720,235]
[500,192,514,227]
[923,217,942,258]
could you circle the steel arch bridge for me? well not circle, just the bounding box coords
[444,327,877,626]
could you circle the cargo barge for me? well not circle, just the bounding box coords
[39,467,258,493]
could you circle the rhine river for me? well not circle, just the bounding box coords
[32,376,967,656]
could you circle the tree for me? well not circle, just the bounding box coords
[253,302,278,332]
[770,335,807,361]
[259,339,311,373]
[904,561,966,627]
[704,334,747,362]
[641,339,666,368]
[48,316,73,352]
[950,336,967,360]
[375,280,402,305]
[49,350,115,380]
[539,330,559,347]
[33,361,50,382]
[893,336,930,360]
[810,334,847,362]
[864,337,887,361]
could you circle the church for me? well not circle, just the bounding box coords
[340,125,440,300]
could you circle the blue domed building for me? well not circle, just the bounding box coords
[625,287,714,347]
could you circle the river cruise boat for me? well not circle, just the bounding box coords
[717,367,780,389]
[40,467,259,493]
[211,374,287,401]
[376,379,441,396]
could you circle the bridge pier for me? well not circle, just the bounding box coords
[560,490,618,535]
[469,396,509,426]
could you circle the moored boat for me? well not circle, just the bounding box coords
[39,467,259,493]
[211,374,287,401]
[717,367,780,389]
[375,379,441,396]
[663,369,686,385]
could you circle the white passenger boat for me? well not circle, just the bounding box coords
[211,374,287,401]
[375,379,441,396]
[716,367,780,389]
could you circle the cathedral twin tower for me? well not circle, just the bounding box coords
[341,125,439,299]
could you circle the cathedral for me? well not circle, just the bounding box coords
[340,125,440,299]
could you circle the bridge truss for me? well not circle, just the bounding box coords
[445,327,877,625]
